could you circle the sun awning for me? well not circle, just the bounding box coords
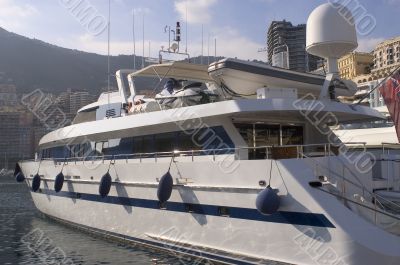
[128,61,215,82]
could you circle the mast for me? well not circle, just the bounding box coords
[132,9,136,69]
[142,13,145,68]
[201,24,203,64]
[107,0,111,109]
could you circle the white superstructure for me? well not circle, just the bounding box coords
[14,4,400,265]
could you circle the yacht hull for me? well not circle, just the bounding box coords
[20,157,400,265]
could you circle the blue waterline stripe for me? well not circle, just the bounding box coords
[46,214,272,265]
[35,189,335,228]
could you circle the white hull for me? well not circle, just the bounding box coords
[21,156,400,265]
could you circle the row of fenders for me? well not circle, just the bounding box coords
[14,163,280,215]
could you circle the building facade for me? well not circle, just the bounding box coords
[0,109,34,168]
[0,84,18,106]
[338,52,373,80]
[57,89,94,115]
[267,20,322,72]
[340,36,400,109]
[371,36,400,79]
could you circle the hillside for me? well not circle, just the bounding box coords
[0,27,142,95]
[0,28,231,96]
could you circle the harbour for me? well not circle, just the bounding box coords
[0,174,195,265]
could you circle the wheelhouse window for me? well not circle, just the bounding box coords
[281,125,303,145]
[235,123,303,159]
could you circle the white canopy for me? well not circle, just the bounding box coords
[128,61,215,82]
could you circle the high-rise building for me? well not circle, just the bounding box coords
[0,110,34,167]
[57,89,94,115]
[70,91,92,114]
[0,84,17,106]
[267,20,322,72]
[338,52,374,80]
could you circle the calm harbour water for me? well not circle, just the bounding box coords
[0,174,199,265]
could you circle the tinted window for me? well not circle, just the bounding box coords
[39,126,234,159]
[155,132,176,153]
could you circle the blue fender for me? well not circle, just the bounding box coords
[99,172,112,198]
[16,172,25,182]
[256,186,280,215]
[14,163,25,182]
[54,172,65,193]
[157,171,173,203]
[32,174,41,192]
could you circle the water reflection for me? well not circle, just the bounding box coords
[0,175,188,265]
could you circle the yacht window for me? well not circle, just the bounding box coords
[255,125,280,146]
[40,126,234,160]
[103,138,133,156]
[155,132,175,153]
[254,125,280,159]
[235,123,304,159]
[142,135,155,154]
[281,126,303,145]
[199,127,234,153]
[235,124,254,148]
[68,145,76,158]
[177,131,200,151]
[78,144,85,157]
[133,137,143,154]
[52,146,68,159]
[94,142,103,155]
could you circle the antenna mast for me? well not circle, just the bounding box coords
[214,38,217,62]
[142,13,145,68]
[185,0,188,53]
[107,0,111,109]
[207,33,210,64]
[201,24,203,64]
[132,9,136,69]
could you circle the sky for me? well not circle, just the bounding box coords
[0,0,399,62]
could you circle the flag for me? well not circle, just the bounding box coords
[378,70,400,142]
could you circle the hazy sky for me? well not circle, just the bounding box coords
[0,0,398,61]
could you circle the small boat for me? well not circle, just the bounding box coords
[208,58,357,98]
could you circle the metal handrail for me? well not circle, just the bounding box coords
[48,143,340,162]
[300,151,400,221]
[382,142,400,155]
[20,142,370,163]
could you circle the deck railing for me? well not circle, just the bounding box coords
[25,142,369,164]
[382,142,400,155]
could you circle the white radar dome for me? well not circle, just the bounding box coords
[306,3,358,73]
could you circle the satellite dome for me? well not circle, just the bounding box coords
[306,3,358,73]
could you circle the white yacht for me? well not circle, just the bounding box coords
[14,4,400,265]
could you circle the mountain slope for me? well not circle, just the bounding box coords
[0,27,143,95]
[0,27,229,95]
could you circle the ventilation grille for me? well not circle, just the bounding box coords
[106,109,116,118]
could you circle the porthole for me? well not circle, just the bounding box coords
[218,207,230,217]
[185,204,194,213]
